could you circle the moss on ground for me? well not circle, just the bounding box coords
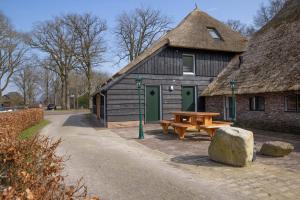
[20,120,50,139]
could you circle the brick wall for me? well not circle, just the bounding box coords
[205,92,300,133]
[205,96,224,121]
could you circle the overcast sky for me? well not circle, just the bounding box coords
[0,0,264,93]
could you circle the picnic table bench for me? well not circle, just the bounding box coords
[198,121,233,138]
[171,123,193,139]
[160,112,232,139]
[160,120,173,134]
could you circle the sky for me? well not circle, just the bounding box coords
[0,0,264,93]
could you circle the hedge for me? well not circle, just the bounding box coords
[0,108,44,135]
[0,109,98,199]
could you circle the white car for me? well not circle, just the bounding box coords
[0,107,13,113]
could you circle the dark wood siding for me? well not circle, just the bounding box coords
[105,47,235,122]
[133,47,234,77]
[196,52,233,77]
[133,48,183,75]
[106,74,213,122]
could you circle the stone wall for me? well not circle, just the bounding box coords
[205,92,300,133]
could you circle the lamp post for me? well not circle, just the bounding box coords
[136,76,144,139]
[230,80,237,123]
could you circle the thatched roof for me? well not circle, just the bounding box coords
[202,0,300,96]
[100,8,247,91]
[167,8,247,52]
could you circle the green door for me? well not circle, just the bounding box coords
[182,86,195,111]
[145,86,160,122]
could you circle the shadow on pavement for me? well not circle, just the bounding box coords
[145,129,211,142]
[170,155,228,167]
[63,113,105,128]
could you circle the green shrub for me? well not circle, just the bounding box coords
[77,93,89,109]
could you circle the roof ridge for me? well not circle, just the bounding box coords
[99,7,248,91]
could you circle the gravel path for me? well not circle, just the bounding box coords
[41,113,240,200]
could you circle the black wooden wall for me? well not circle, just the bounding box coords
[133,47,233,77]
[105,47,235,122]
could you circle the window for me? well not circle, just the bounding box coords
[182,54,195,74]
[207,27,222,40]
[285,94,300,112]
[249,96,265,111]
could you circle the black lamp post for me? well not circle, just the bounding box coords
[136,76,144,139]
[230,80,237,123]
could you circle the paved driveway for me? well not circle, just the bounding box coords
[42,113,240,200]
[113,124,300,200]
[42,113,300,200]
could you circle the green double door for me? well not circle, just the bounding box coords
[182,86,196,111]
[145,86,160,122]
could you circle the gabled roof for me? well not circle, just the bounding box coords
[202,0,300,96]
[100,8,248,91]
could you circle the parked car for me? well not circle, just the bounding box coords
[0,107,5,112]
[0,107,13,113]
[47,104,56,110]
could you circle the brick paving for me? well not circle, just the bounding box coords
[112,125,300,200]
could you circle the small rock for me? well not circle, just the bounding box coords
[208,127,254,167]
[260,141,294,157]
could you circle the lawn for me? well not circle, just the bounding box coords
[20,119,50,139]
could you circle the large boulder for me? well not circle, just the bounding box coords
[260,141,294,157]
[208,127,254,167]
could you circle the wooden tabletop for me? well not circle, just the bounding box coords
[172,111,220,117]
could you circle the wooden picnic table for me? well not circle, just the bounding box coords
[160,111,230,139]
[172,111,220,126]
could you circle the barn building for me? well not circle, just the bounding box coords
[202,0,300,133]
[92,8,248,128]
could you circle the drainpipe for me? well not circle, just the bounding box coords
[100,92,106,127]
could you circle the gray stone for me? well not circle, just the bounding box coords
[260,141,294,157]
[208,127,254,167]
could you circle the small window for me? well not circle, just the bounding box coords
[182,54,195,74]
[285,94,299,112]
[207,27,221,40]
[249,96,265,111]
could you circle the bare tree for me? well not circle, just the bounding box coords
[30,16,77,109]
[13,65,39,105]
[254,0,287,28]
[65,13,107,109]
[115,7,171,62]
[38,66,57,105]
[225,19,256,37]
[49,75,61,106]
[0,12,27,103]
[91,71,109,92]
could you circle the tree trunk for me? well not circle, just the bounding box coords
[88,80,92,110]
[45,75,49,105]
[87,63,93,110]
[0,90,2,106]
[64,72,70,110]
[23,89,26,105]
[75,90,78,109]
[61,77,66,109]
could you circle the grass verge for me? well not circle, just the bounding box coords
[20,119,50,139]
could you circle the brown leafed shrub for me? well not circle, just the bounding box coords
[0,109,99,200]
[0,108,44,134]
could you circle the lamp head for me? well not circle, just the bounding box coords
[135,77,143,88]
[230,80,236,89]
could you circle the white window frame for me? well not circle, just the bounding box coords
[182,54,195,75]
[207,27,221,40]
